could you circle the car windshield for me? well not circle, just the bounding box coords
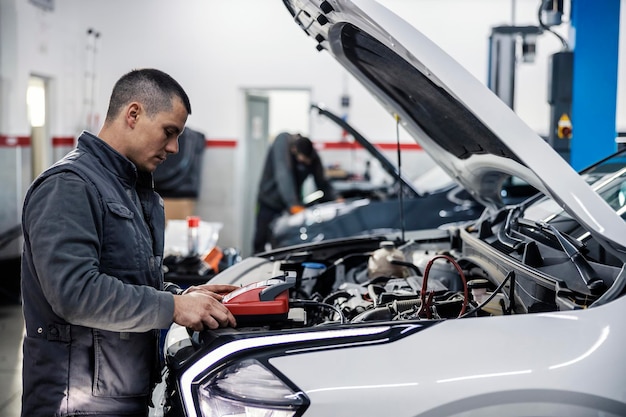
[411,165,454,195]
[519,149,626,267]
[525,150,626,219]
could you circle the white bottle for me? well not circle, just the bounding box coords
[367,241,406,278]
[187,216,200,257]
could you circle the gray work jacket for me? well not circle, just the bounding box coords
[21,131,175,417]
[257,132,336,211]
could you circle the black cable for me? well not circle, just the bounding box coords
[537,0,569,50]
[389,258,423,276]
[324,253,372,283]
[459,271,515,318]
[322,290,352,305]
[395,114,406,242]
[290,299,347,324]
[508,270,517,314]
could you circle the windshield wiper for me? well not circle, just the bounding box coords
[496,205,525,250]
[536,221,606,295]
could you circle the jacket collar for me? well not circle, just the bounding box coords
[77,131,154,190]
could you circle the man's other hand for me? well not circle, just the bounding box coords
[173,285,238,331]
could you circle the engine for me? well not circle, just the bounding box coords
[223,239,508,330]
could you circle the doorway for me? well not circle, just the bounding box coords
[240,88,311,257]
[27,75,50,179]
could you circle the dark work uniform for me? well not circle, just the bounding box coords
[20,131,176,416]
[253,132,335,253]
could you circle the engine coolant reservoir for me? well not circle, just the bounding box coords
[368,241,406,278]
[412,251,463,292]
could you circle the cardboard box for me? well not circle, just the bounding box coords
[163,198,196,222]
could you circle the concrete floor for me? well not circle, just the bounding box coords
[0,303,23,417]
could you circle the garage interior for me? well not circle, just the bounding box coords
[0,0,624,415]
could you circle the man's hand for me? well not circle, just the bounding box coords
[183,284,239,300]
[173,284,238,331]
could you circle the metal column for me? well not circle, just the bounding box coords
[569,0,621,170]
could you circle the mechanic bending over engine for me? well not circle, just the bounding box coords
[253,132,338,253]
[20,68,237,417]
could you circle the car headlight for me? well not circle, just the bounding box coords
[198,359,308,417]
[181,328,387,417]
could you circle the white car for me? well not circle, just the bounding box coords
[154,1,626,416]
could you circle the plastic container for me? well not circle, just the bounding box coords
[164,220,223,257]
[302,262,326,279]
[187,216,200,256]
[367,241,406,278]
[301,262,326,294]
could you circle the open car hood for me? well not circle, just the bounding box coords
[282,0,626,256]
[311,103,420,196]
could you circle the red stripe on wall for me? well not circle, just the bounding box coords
[319,141,362,150]
[205,139,237,148]
[319,141,422,151]
[0,135,30,147]
[52,136,75,147]
[0,135,423,151]
[376,142,422,151]
[203,138,423,151]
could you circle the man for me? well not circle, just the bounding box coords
[20,68,237,417]
[253,132,336,253]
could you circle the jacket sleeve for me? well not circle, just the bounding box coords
[271,133,301,207]
[23,172,175,332]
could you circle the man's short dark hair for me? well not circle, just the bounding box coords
[293,135,314,158]
[105,68,192,122]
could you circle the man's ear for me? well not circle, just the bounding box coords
[125,102,141,128]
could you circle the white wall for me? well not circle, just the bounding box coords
[6,0,622,139]
[1,0,625,255]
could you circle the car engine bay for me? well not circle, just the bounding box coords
[209,203,625,333]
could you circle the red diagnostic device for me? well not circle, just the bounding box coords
[222,278,295,325]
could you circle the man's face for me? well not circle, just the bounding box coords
[126,97,188,172]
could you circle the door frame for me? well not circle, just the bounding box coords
[238,88,311,256]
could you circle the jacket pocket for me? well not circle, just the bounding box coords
[106,201,135,219]
[92,329,155,398]
[101,200,141,271]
